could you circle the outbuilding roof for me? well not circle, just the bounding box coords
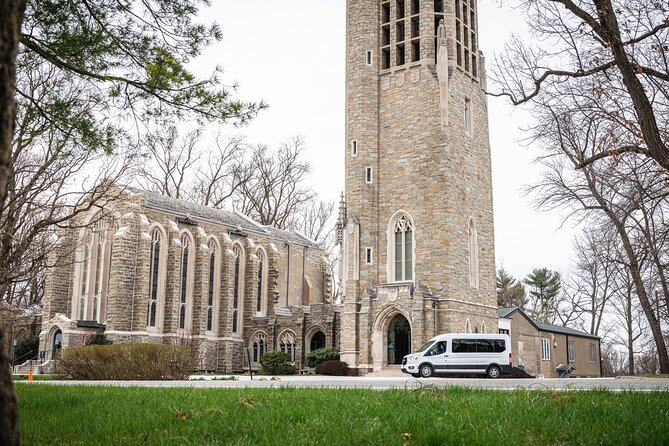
[537,323,600,340]
[498,306,599,340]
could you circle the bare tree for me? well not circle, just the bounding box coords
[1,61,136,307]
[566,227,619,335]
[526,95,669,372]
[192,134,250,208]
[609,267,646,375]
[138,127,201,200]
[492,0,669,171]
[234,136,315,229]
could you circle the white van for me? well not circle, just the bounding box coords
[400,333,512,378]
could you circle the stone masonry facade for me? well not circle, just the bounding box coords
[338,0,498,372]
[40,187,338,372]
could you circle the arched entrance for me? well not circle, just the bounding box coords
[51,329,62,359]
[387,314,411,365]
[310,331,325,352]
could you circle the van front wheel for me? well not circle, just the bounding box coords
[486,365,501,379]
[419,364,433,378]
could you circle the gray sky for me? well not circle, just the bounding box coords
[193,1,577,281]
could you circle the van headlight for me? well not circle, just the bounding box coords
[408,355,419,361]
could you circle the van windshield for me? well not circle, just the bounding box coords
[416,340,435,353]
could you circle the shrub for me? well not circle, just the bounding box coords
[58,343,195,380]
[260,351,294,375]
[14,334,39,363]
[315,360,349,376]
[305,347,340,368]
[85,329,112,346]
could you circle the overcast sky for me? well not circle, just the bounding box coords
[192,1,578,281]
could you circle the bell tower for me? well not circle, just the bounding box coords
[338,0,498,373]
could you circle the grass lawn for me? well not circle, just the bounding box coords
[16,385,669,445]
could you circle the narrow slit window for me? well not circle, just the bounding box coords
[464,97,472,135]
[366,50,373,66]
[366,248,373,264]
[365,167,373,183]
[351,140,358,156]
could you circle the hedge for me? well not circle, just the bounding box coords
[305,347,340,368]
[259,351,294,375]
[58,343,195,380]
[315,360,349,376]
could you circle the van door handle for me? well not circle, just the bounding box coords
[444,355,449,357]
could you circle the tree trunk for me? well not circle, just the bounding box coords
[0,328,20,446]
[626,290,635,376]
[0,1,27,444]
[594,0,669,171]
[0,0,25,209]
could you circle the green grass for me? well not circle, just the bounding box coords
[16,385,669,445]
[637,374,669,379]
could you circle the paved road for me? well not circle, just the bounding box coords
[19,376,669,391]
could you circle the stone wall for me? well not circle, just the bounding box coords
[39,188,336,373]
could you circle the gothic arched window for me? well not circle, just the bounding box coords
[256,248,267,315]
[75,217,115,322]
[279,330,296,361]
[468,217,479,289]
[250,331,268,363]
[206,240,217,332]
[146,225,167,330]
[178,232,194,330]
[147,228,161,327]
[389,213,414,282]
[232,244,244,335]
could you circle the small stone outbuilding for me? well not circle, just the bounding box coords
[499,307,602,378]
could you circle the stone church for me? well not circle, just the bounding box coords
[40,0,498,374]
[39,188,338,372]
[337,0,498,373]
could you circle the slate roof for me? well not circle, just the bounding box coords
[131,188,322,248]
[498,307,517,319]
[498,306,599,339]
[537,323,600,340]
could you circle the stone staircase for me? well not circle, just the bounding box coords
[367,365,405,377]
[13,359,55,375]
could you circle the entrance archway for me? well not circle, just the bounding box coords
[52,329,62,359]
[387,314,411,365]
[309,331,325,352]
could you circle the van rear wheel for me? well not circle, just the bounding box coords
[486,365,501,379]
[419,364,433,378]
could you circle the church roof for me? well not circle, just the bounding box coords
[133,188,322,248]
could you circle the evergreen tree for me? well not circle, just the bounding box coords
[496,268,527,308]
[524,268,561,324]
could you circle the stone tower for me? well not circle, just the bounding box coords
[337,0,498,372]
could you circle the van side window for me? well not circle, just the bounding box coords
[452,339,476,353]
[476,339,494,353]
[493,340,506,353]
